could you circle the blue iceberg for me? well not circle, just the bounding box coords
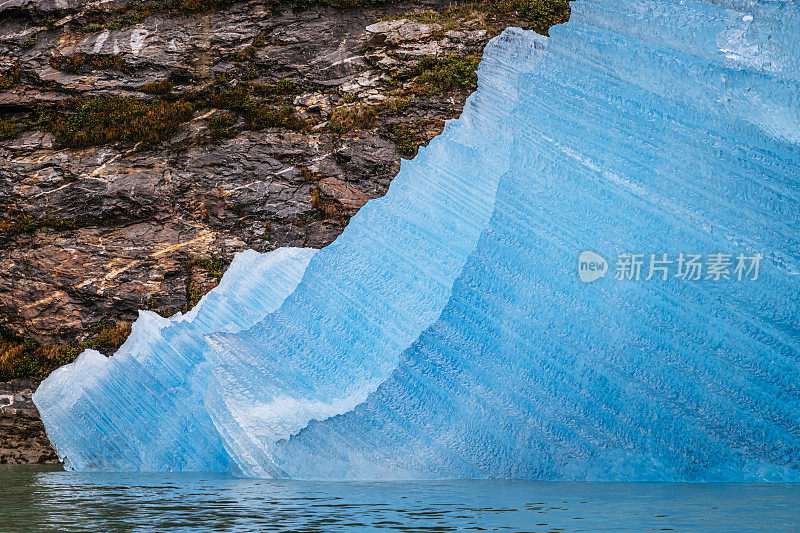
[35,0,800,481]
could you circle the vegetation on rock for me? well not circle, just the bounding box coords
[0,120,16,141]
[48,96,195,149]
[413,54,482,96]
[139,80,175,95]
[208,112,238,138]
[0,323,132,382]
[383,0,570,33]
[0,0,574,385]
[327,105,378,134]
[0,66,20,91]
[392,123,423,157]
[49,53,131,74]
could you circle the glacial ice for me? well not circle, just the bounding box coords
[35,27,547,475]
[35,0,800,481]
[34,247,316,471]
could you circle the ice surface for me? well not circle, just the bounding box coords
[35,28,547,475]
[33,247,316,471]
[35,0,800,480]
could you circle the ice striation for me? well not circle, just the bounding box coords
[35,27,547,475]
[33,247,316,471]
[35,0,800,480]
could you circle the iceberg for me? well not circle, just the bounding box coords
[33,247,316,472]
[35,28,548,475]
[35,0,800,481]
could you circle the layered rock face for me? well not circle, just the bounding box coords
[0,380,58,464]
[0,0,531,350]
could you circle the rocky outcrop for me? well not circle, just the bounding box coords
[0,380,58,464]
[0,0,537,350]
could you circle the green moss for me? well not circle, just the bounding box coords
[0,215,78,235]
[512,0,570,30]
[0,120,17,141]
[291,0,388,8]
[49,53,131,74]
[380,0,570,33]
[185,282,203,310]
[208,112,237,138]
[139,79,174,95]
[246,106,309,132]
[17,75,309,150]
[49,96,194,149]
[413,54,481,96]
[202,85,252,111]
[0,338,78,382]
[252,33,267,47]
[84,322,133,355]
[392,123,423,157]
[327,104,377,134]
[0,323,131,381]
[106,1,163,28]
[377,96,412,115]
[189,255,229,280]
[178,0,232,14]
[0,66,20,91]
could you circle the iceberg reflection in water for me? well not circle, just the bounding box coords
[35,0,800,481]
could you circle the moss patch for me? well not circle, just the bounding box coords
[49,54,131,74]
[513,0,570,30]
[208,112,237,138]
[48,96,194,149]
[327,104,377,134]
[413,54,481,96]
[0,120,17,141]
[178,0,232,14]
[0,323,132,381]
[188,255,228,280]
[139,79,174,95]
[0,65,20,91]
[105,2,164,29]
[392,123,424,158]
[382,0,570,34]
[0,215,78,236]
[246,106,309,131]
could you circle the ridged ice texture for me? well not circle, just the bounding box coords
[34,28,548,475]
[267,0,800,481]
[33,247,316,471]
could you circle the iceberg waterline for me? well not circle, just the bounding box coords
[35,0,800,480]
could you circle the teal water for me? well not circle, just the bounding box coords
[1,467,798,532]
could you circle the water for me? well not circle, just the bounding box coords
[1,467,798,532]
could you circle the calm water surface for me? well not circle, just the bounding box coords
[1,466,799,532]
